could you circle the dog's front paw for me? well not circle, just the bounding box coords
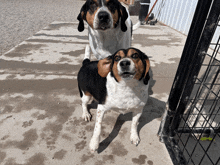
[82,112,91,121]
[130,133,140,146]
[89,137,99,153]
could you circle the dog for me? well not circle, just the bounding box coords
[77,0,140,60]
[77,48,150,152]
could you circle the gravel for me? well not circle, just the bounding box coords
[0,0,84,55]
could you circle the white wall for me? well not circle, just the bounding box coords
[149,0,220,52]
[149,0,197,35]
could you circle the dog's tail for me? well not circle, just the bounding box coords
[133,21,141,31]
[82,45,91,66]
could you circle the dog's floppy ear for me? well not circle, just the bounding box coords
[143,57,150,85]
[98,56,113,77]
[137,49,150,85]
[77,4,86,32]
[119,4,128,32]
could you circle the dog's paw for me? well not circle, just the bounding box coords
[89,137,99,153]
[82,112,91,121]
[130,133,140,146]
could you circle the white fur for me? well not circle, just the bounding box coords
[81,91,92,121]
[87,8,132,60]
[105,74,149,111]
[93,6,114,29]
[84,45,91,60]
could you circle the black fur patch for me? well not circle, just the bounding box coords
[77,60,107,104]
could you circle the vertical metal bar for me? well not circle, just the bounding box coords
[158,0,220,164]
[170,0,220,136]
[168,0,212,113]
[158,0,213,140]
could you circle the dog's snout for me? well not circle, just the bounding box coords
[98,11,109,22]
[120,60,131,68]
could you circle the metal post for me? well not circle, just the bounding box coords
[170,0,220,136]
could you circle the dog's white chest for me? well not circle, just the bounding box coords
[105,74,148,111]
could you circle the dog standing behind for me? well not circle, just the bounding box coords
[77,48,150,152]
[77,0,140,60]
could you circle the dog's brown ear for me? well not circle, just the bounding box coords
[120,5,128,32]
[135,48,150,85]
[77,4,86,32]
[98,56,113,77]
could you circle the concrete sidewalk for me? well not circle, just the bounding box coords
[0,21,186,165]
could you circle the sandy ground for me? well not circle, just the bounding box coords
[0,0,83,55]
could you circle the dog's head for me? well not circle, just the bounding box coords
[77,0,128,32]
[98,48,150,84]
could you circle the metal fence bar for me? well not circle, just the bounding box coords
[169,0,220,137]
[158,0,220,164]
[158,0,213,141]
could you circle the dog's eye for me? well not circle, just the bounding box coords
[89,1,97,12]
[131,53,139,59]
[114,56,121,62]
[107,2,116,12]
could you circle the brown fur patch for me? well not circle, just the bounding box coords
[134,59,145,80]
[112,10,119,27]
[86,8,99,28]
[85,91,92,96]
[144,58,150,77]
[127,49,138,57]
[98,57,112,77]
[112,50,126,82]
[127,49,150,80]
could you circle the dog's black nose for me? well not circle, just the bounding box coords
[98,11,109,22]
[120,60,130,69]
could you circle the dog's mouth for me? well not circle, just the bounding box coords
[98,23,111,30]
[120,72,135,78]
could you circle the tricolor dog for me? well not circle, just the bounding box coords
[77,48,150,152]
[77,0,139,60]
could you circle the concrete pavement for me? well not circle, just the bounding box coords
[0,20,186,165]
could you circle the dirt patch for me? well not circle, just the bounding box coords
[95,155,115,165]
[75,140,87,151]
[110,141,128,157]
[53,149,67,160]
[60,49,85,57]
[81,153,94,163]
[0,129,38,150]
[26,153,46,165]
[147,160,154,165]
[5,43,47,57]
[2,105,14,113]
[22,120,34,128]
[62,134,72,141]
[0,151,6,162]
[132,155,147,165]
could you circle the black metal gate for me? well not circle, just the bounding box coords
[158,0,220,164]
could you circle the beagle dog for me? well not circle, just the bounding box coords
[77,48,150,152]
[77,0,139,60]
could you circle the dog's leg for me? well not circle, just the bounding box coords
[130,112,142,146]
[81,92,92,121]
[84,44,90,60]
[89,105,106,153]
